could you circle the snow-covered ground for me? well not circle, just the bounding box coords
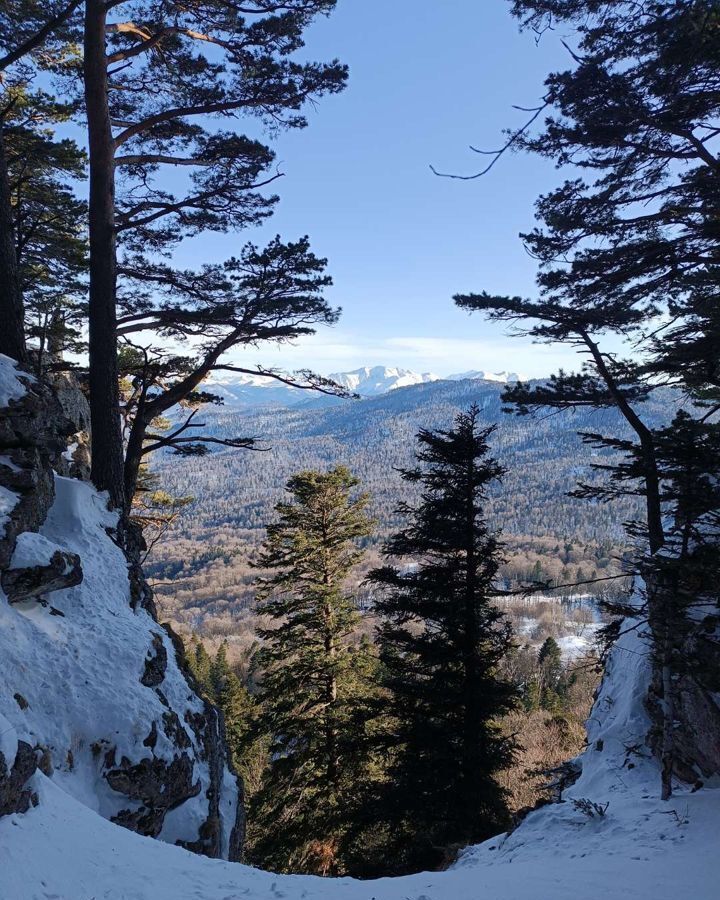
[3,598,719,898]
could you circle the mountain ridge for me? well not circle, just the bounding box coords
[202,364,528,409]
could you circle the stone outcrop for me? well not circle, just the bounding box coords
[107,753,201,837]
[647,614,720,787]
[0,742,38,816]
[1,357,244,860]
[2,548,82,604]
[0,377,70,570]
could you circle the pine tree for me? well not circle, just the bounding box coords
[210,643,267,795]
[454,0,720,799]
[75,0,347,508]
[249,467,377,875]
[368,406,517,873]
[187,638,212,693]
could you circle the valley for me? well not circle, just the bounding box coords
[148,368,671,651]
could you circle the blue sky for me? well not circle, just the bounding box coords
[182,1,582,377]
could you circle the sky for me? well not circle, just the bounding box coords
[179,0,581,378]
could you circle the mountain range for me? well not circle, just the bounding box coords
[203,365,525,408]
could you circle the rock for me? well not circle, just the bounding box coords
[0,741,38,816]
[107,754,201,838]
[1,549,83,604]
[141,634,168,687]
[0,362,75,571]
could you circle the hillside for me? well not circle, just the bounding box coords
[148,375,673,638]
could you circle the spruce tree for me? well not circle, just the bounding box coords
[369,406,516,873]
[249,467,377,876]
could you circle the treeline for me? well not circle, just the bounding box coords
[154,377,673,544]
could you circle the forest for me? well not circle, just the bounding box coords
[0,0,719,893]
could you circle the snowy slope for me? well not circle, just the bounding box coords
[329,365,440,396]
[202,366,441,408]
[446,369,525,383]
[3,608,719,899]
[0,474,242,858]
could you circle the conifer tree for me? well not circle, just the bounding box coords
[249,467,377,876]
[368,406,516,873]
[453,0,720,799]
[75,0,347,508]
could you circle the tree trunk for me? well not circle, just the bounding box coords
[84,0,125,509]
[0,124,26,363]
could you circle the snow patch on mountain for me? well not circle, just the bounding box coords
[328,365,440,396]
[447,369,525,383]
[201,365,530,410]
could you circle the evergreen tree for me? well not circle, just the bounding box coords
[210,643,267,796]
[538,636,563,710]
[0,1,82,362]
[73,0,347,508]
[249,467,377,876]
[454,0,720,799]
[187,637,212,693]
[368,406,517,873]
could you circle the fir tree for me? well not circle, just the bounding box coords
[538,636,563,711]
[249,467,377,876]
[368,406,517,873]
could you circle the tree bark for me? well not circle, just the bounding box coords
[84,0,125,509]
[0,125,26,363]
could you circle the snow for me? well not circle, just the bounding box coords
[2,586,719,898]
[9,531,65,570]
[0,352,33,407]
[0,454,22,473]
[328,366,440,395]
[0,712,18,769]
[557,629,601,660]
[0,474,240,856]
[61,441,78,462]
[447,370,526,383]
[0,483,20,539]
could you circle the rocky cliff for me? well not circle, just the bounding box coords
[0,353,244,859]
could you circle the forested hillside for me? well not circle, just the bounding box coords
[148,375,672,637]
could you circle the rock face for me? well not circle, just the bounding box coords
[0,742,38,817]
[0,361,73,571]
[0,356,244,861]
[2,548,82,603]
[647,618,720,786]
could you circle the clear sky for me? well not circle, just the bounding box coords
[182,1,581,378]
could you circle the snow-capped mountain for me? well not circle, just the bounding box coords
[327,365,440,396]
[446,369,525,383]
[202,366,526,409]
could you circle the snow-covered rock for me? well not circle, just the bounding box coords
[0,473,243,859]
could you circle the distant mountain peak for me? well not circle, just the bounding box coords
[446,369,525,384]
[328,366,440,396]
